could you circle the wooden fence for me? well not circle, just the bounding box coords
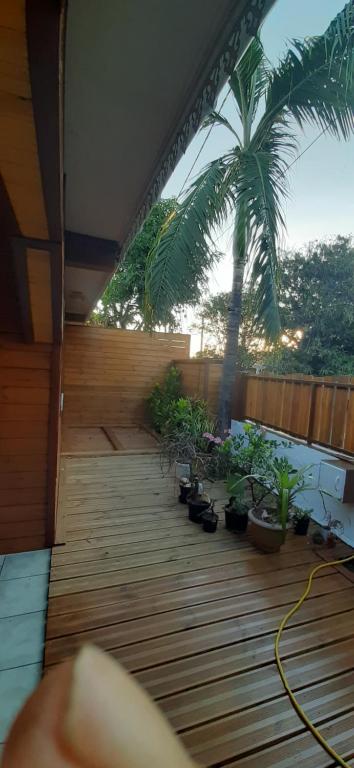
[63,324,190,426]
[175,360,354,455]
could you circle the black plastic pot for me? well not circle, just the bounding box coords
[187,498,210,523]
[294,516,310,536]
[179,483,191,504]
[202,511,218,533]
[224,504,248,533]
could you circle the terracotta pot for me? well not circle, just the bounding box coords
[248,508,290,553]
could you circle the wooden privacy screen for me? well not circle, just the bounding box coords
[0,337,50,553]
[176,360,354,455]
[176,359,223,414]
[244,374,354,454]
[63,325,190,427]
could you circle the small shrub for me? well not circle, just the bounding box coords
[147,366,182,433]
[165,398,215,448]
[232,423,279,476]
[148,368,215,470]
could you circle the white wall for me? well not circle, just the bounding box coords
[231,420,354,547]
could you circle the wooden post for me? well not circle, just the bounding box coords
[232,373,247,421]
[203,360,210,401]
[307,382,317,446]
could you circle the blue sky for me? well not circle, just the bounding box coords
[163,0,354,302]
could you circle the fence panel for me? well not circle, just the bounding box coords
[63,325,190,426]
[176,361,354,456]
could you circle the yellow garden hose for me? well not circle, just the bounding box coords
[275,553,354,768]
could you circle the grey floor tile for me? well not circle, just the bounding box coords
[0,549,50,580]
[0,664,41,742]
[0,575,48,618]
[0,611,45,671]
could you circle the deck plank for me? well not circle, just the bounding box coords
[45,453,354,768]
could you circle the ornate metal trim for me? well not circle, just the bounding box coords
[122,0,274,252]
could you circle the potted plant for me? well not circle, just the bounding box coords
[202,501,218,533]
[178,476,191,504]
[310,492,345,548]
[292,507,312,536]
[248,459,312,553]
[224,474,249,533]
[187,476,210,523]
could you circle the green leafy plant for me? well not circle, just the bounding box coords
[270,458,313,534]
[148,368,216,470]
[226,473,248,514]
[229,456,313,534]
[233,424,279,475]
[147,366,182,433]
[165,398,215,447]
[292,507,312,523]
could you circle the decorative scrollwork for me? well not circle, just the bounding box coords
[122,0,271,253]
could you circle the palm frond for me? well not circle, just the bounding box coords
[230,37,269,131]
[255,1,354,143]
[202,110,241,143]
[145,158,234,324]
[235,125,297,338]
[229,37,265,116]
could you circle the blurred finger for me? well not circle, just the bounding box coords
[2,645,197,768]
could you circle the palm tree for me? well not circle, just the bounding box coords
[146,3,354,432]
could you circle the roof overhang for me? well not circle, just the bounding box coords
[63,0,275,320]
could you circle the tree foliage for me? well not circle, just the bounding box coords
[145,3,354,429]
[195,236,354,376]
[277,236,354,374]
[146,4,354,336]
[90,199,178,330]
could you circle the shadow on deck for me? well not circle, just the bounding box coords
[45,453,354,767]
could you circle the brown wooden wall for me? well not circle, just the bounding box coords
[0,336,51,553]
[176,361,354,455]
[176,359,223,415]
[62,325,190,427]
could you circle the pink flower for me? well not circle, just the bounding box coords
[203,432,214,441]
[214,437,223,445]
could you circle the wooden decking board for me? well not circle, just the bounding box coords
[45,453,354,768]
[135,626,354,700]
[159,642,354,731]
[46,549,329,617]
[46,563,334,638]
[45,587,354,669]
[231,711,354,768]
[181,672,354,765]
[50,539,248,580]
[106,599,354,675]
[45,573,347,661]
[51,531,235,567]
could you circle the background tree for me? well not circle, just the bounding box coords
[91,199,177,330]
[146,4,354,430]
[276,236,354,375]
[195,237,354,376]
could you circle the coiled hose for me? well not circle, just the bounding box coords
[275,553,354,768]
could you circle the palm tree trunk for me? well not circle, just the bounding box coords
[217,218,245,434]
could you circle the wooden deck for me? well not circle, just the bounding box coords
[45,453,354,767]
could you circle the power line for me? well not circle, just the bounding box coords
[284,125,329,172]
[178,87,232,199]
[212,125,329,248]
